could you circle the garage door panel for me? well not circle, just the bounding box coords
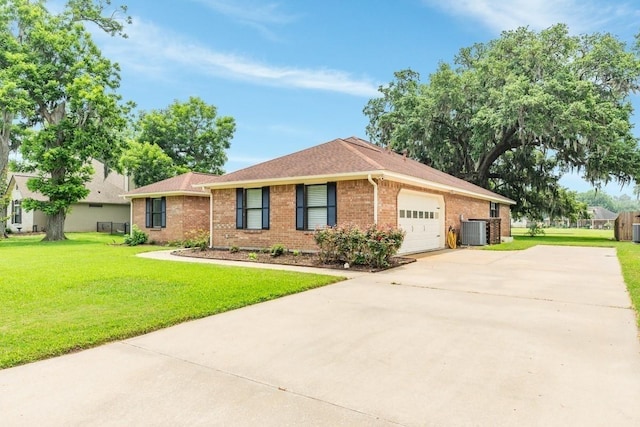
[397,190,444,254]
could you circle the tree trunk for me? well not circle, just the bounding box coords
[475,126,519,186]
[43,209,67,241]
[0,203,7,239]
[1,111,14,239]
[0,167,8,239]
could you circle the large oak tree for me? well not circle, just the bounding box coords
[3,0,131,241]
[137,96,235,175]
[364,24,640,219]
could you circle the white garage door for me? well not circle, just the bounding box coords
[397,190,445,254]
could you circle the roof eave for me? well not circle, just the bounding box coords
[122,190,209,199]
[196,171,385,190]
[197,169,515,204]
[380,171,517,205]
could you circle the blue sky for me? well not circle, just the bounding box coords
[89,0,640,196]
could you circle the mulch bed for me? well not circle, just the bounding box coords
[172,248,416,272]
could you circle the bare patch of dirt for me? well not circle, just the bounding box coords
[172,248,416,272]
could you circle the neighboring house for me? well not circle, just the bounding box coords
[577,206,618,229]
[123,172,219,243]
[6,159,130,233]
[195,136,515,255]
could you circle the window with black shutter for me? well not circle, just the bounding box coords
[295,182,337,230]
[145,197,166,228]
[236,187,270,229]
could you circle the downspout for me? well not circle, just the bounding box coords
[209,189,214,249]
[129,198,133,236]
[367,174,378,225]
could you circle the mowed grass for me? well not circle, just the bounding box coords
[487,227,640,325]
[0,233,343,369]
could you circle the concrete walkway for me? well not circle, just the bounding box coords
[137,249,370,278]
[1,246,639,426]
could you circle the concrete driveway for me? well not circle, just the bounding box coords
[1,246,639,426]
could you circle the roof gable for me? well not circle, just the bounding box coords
[588,206,618,220]
[203,136,515,204]
[124,172,219,198]
[8,160,128,205]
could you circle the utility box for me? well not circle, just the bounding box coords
[632,224,640,243]
[461,220,487,246]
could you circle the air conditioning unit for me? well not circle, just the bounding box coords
[632,224,640,243]
[461,220,487,246]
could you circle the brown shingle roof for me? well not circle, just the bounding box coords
[202,136,515,204]
[124,172,219,198]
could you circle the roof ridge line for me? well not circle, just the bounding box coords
[337,138,385,170]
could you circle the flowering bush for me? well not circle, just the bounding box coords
[314,224,405,268]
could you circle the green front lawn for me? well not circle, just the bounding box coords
[0,233,343,369]
[488,227,640,326]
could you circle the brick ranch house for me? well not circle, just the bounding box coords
[191,136,515,255]
[123,172,218,243]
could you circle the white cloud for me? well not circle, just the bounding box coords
[193,0,298,25]
[423,0,638,34]
[192,0,298,40]
[96,18,379,98]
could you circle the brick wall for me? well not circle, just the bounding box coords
[365,180,511,238]
[441,193,511,238]
[210,178,512,252]
[132,195,209,243]
[212,181,376,252]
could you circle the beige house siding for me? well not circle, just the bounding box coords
[210,178,512,252]
[7,180,45,233]
[64,203,130,232]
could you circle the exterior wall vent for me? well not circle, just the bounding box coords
[632,224,640,243]
[461,220,487,246]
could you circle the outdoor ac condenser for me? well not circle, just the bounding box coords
[461,220,487,246]
[632,224,640,243]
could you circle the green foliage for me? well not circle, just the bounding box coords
[124,225,148,246]
[269,243,286,257]
[292,249,301,257]
[137,96,236,174]
[575,189,640,213]
[537,188,588,223]
[180,229,209,251]
[0,232,341,368]
[119,140,180,187]
[4,0,132,240]
[527,223,546,237]
[229,245,239,253]
[248,252,258,261]
[314,224,405,269]
[364,24,640,220]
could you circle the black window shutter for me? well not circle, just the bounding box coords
[262,186,270,230]
[236,188,244,229]
[327,182,337,227]
[295,184,305,230]
[160,197,167,228]
[145,198,151,228]
[10,200,14,224]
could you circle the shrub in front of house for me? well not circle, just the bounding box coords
[124,225,148,246]
[314,224,405,268]
[269,243,286,257]
[181,229,210,251]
